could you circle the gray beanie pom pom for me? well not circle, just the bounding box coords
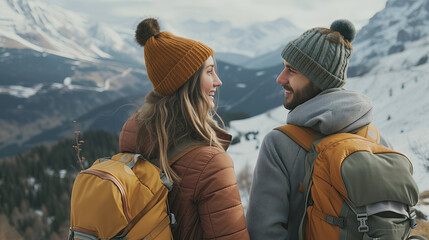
[330,19,356,43]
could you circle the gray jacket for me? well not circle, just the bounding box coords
[246,88,391,240]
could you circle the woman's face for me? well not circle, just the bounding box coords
[200,56,222,109]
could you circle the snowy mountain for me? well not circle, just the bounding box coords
[0,0,141,62]
[0,0,299,156]
[1,0,428,196]
[228,0,429,71]
[2,60,284,157]
[0,46,151,157]
[0,0,150,155]
[349,0,429,76]
[240,45,284,69]
[165,18,302,58]
[1,0,301,64]
[227,0,429,215]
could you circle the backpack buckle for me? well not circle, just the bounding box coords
[410,210,418,229]
[170,213,177,229]
[357,213,369,232]
[68,228,74,240]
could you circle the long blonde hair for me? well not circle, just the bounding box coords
[135,61,227,182]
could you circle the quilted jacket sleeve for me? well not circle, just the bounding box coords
[194,151,249,240]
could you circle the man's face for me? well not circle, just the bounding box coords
[276,60,321,110]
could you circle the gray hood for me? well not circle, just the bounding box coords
[287,88,373,135]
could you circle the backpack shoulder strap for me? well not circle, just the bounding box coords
[275,124,381,150]
[355,124,380,144]
[168,143,205,166]
[136,140,206,169]
[275,124,324,151]
[113,178,170,239]
[164,137,207,166]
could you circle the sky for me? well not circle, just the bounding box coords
[45,0,388,31]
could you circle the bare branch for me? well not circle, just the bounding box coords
[72,121,86,170]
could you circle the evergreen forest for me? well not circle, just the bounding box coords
[0,130,119,239]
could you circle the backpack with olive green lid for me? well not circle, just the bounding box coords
[276,124,422,240]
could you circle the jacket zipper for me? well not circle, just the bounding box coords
[81,169,131,222]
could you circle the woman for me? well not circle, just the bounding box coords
[119,18,249,240]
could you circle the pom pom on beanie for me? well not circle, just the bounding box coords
[135,18,160,47]
[330,19,356,43]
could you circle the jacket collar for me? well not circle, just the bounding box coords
[216,130,232,151]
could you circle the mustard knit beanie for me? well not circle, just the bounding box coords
[281,19,356,90]
[135,18,214,96]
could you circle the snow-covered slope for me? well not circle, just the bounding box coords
[0,0,140,62]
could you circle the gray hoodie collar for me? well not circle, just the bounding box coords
[287,88,373,135]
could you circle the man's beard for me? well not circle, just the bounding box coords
[284,82,321,110]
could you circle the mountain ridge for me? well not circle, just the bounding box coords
[0,0,140,62]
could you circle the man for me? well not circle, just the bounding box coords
[246,19,391,239]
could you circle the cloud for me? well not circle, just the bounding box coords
[45,0,387,30]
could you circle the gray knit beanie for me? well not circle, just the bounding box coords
[281,19,356,90]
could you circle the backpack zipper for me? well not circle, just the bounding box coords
[81,169,132,222]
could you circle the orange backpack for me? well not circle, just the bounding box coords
[69,144,201,240]
[276,124,420,240]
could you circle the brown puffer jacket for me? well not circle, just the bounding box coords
[119,113,249,240]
